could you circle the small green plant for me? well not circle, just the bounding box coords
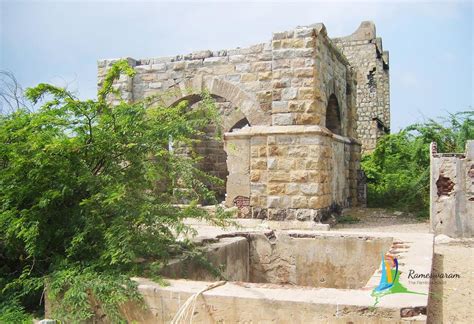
[338,215,361,224]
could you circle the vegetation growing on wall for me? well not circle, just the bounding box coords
[361,111,474,218]
[0,60,228,322]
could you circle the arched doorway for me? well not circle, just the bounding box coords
[326,94,342,135]
[172,95,250,203]
[191,96,231,202]
[166,78,262,205]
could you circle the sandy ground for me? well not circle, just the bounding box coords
[426,240,474,324]
[333,208,474,324]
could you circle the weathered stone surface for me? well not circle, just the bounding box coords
[430,141,474,237]
[98,21,387,216]
[333,21,390,153]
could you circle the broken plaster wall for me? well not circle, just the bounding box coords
[430,141,474,237]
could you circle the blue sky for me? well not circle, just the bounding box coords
[1,0,472,131]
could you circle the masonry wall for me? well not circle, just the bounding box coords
[97,44,274,131]
[225,126,360,221]
[97,24,359,134]
[333,21,390,153]
[269,24,357,139]
[430,141,474,237]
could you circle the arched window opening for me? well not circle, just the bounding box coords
[230,117,250,132]
[326,94,342,135]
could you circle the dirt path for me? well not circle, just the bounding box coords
[334,208,474,324]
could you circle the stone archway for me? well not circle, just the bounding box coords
[164,76,270,128]
[166,78,262,204]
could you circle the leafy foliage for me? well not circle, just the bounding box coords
[362,111,473,217]
[0,60,229,321]
[0,298,33,324]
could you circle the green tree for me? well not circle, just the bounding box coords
[0,60,228,322]
[361,110,473,217]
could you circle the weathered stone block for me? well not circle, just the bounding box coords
[272,113,294,126]
[281,38,305,48]
[291,196,308,208]
[252,207,267,219]
[295,113,320,125]
[267,157,278,170]
[272,101,288,113]
[203,56,228,65]
[308,196,326,209]
[257,71,272,81]
[268,145,287,157]
[281,88,298,100]
[191,50,212,60]
[241,73,257,82]
[295,208,313,221]
[267,196,281,208]
[250,170,262,182]
[300,183,321,195]
[290,171,308,183]
[268,171,290,182]
[251,158,267,170]
[151,63,167,72]
[268,183,286,195]
[294,28,314,38]
[252,62,272,72]
[214,65,235,74]
[285,183,299,195]
[288,146,308,157]
[267,208,288,220]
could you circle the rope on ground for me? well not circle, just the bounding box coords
[171,280,227,324]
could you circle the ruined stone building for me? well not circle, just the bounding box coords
[98,21,390,221]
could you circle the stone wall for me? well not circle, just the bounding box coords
[97,46,273,131]
[225,125,361,221]
[430,141,474,237]
[247,232,392,289]
[97,21,390,217]
[333,21,390,153]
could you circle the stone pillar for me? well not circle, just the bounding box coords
[224,137,251,208]
[271,26,322,126]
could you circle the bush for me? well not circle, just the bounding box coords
[361,111,473,218]
[0,60,228,321]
